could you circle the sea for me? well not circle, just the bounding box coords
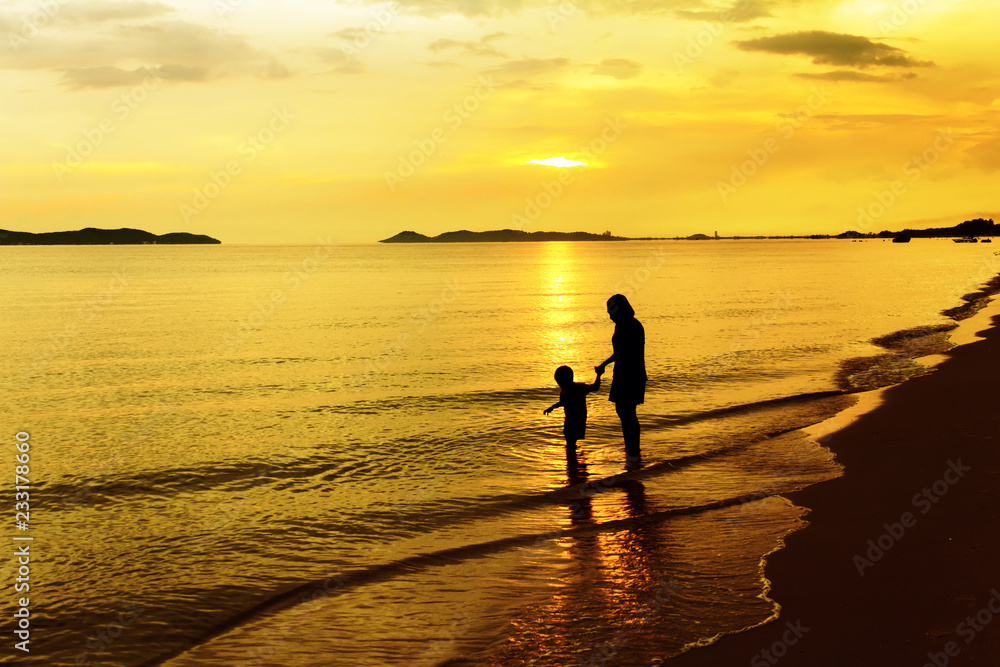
[2,238,999,667]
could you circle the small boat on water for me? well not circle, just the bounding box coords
[892,235,911,243]
[953,237,979,243]
[982,238,993,243]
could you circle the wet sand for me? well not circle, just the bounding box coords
[668,309,1000,666]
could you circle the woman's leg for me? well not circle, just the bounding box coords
[615,402,641,457]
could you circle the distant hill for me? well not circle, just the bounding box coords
[891,218,998,238]
[380,229,627,243]
[382,231,434,243]
[0,227,221,245]
[838,218,999,239]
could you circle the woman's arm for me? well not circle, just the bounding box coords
[596,354,614,373]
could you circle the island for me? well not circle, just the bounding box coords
[0,227,221,245]
[876,217,998,239]
[382,218,998,243]
[380,229,627,243]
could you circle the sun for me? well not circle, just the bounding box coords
[526,156,587,167]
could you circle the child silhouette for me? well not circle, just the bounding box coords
[543,365,603,452]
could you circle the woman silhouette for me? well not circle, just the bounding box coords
[596,294,647,462]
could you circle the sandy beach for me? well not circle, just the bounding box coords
[668,305,1000,666]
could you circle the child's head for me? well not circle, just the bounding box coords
[554,365,573,388]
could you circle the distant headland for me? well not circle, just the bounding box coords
[381,218,998,243]
[380,229,627,243]
[0,227,221,245]
[852,217,998,239]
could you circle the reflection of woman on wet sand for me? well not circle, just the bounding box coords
[596,294,647,464]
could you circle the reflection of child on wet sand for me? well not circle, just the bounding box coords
[543,365,603,452]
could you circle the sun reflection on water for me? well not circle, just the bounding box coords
[539,242,586,366]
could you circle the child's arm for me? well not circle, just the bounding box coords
[588,367,603,392]
[543,401,563,415]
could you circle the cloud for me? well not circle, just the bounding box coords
[57,1,175,23]
[0,0,173,28]
[354,0,698,19]
[375,0,526,17]
[675,0,772,23]
[315,47,351,64]
[60,64,213,89]
[487,57,570,76]
[809,113,943,131]
[156,64,210,81]
[60,66,158,89]
[0,20,290,88]
[708,69,740,87]
[313,47,366,74]
[326,64,365,75]
[735,31,934,68]
[428,37,507,58]
[492,78,560,90]
[590,58,642,79]
[965,136,1000,172]
[330,28,373,41]
[796,71,897,83]
[112,21,264,67]
[260,57,291,80]
[334,64,365,74]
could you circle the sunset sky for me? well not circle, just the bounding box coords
[1,0,998,243]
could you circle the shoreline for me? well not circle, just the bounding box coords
[666,298,1000,665]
